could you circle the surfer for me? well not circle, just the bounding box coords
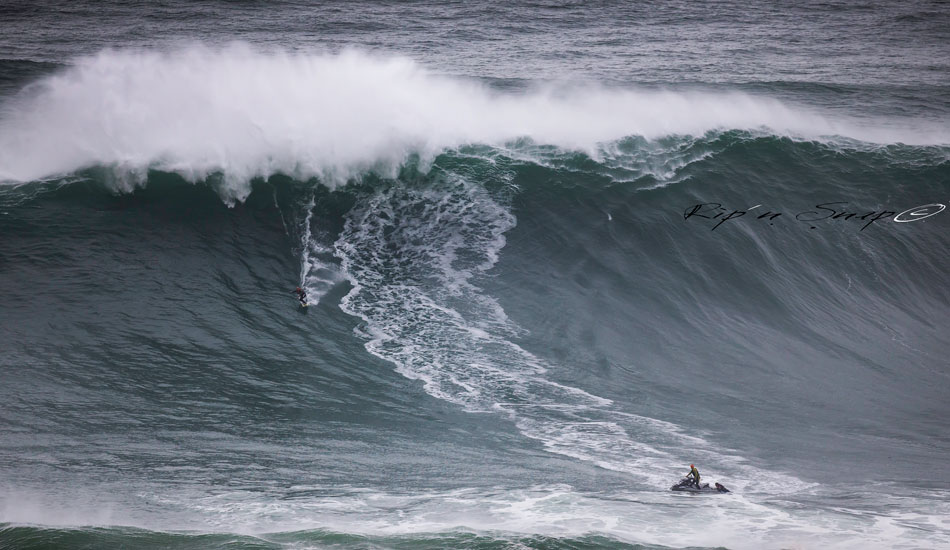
[293,286,308,306]
[686,464,701,488]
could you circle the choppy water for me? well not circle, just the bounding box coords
[1,2,949,549]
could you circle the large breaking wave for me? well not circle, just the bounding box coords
[2,45,949,550]
[2,45,948,201]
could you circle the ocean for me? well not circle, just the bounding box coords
[1,1,948,549]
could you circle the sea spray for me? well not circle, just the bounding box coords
[4,45,944,196]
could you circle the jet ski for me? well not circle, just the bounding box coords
[671,477,730,494]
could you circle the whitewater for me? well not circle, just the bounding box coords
[2,46,947,198]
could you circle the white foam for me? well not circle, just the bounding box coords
[297,193,343,305]
[328,169,811,497]
[139,483,950,550]
[305,161,943,548]
[2,45,945,193]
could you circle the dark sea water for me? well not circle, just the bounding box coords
[1,1,949,549]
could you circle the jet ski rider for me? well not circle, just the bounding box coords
[687,464,701,488]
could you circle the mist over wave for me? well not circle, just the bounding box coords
[1,45,945,200]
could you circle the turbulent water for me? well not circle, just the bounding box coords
[1,2,949,549]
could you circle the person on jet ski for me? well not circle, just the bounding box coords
[686,464,701,488]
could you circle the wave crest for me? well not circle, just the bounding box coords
[1,44,945,200]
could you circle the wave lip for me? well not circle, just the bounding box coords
[3,44,946,197]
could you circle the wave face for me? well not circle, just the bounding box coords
[2,3,950,549]
[2,132,948,549]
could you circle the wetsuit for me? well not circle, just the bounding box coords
[295,289,307,304]
[687,466,701,488]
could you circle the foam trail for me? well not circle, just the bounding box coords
[2,45,946,196]
[297,193,341,305]
[332,166,807,497]
[331,176,669,478]
[300,237,340,305]
[321,167,950,548]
